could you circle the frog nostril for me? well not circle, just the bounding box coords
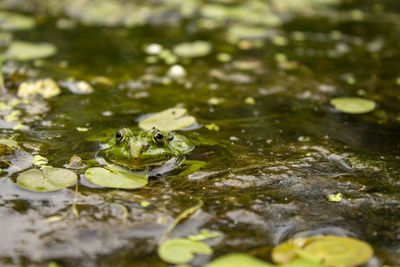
[142,144,149,151]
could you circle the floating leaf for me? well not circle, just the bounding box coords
[0,11,36,31]
[303,236,373,266]
[207,253,274,267]
[173,41,212,58]
[272,235,373,266]
[158,238,212,264]
[330,97,376,114]
[138,108,196,131]
[6,41,57,61]
[17,167,77,192]
[85,167,148,189]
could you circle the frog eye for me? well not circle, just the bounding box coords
[153,130,164,144]
[115,130,125,143]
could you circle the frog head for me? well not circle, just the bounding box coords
[101,128,194,170]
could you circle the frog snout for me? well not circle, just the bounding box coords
[130,144,149,158]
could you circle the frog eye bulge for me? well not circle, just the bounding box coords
[153,130,164,144]
[116,130,125,143]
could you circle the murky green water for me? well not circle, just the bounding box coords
[1,0,400,266]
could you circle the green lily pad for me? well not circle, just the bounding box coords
[85,167,148,189]
[330,97,376,114]
[173,41,212,58]
[0,11,36,31]
[272,235,373,266]
[6,41,57,61]
[207,253,275,267]
[303,235,373,266]
[138,107,196,131]
[158,238,213,264]
[17,167,77,192]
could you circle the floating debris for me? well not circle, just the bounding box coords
[18,79,61,99]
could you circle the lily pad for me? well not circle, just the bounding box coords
[173,41,212,58]
[272,235,373,266]
[303,235,373,266]
[0,11,36,31]
[207,253,274,267]
[330,97,376,114]
[17,167,77,192]
[138,107,197,131]
[85,167,148,189]
[158,238,213,264]
[6,41,57,61]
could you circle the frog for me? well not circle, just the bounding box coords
[98,127,204,176]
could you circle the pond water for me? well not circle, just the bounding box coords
[0,0,400,266]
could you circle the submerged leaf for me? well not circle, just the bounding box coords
[173,41,212,58]
[330,97,376,114]
[138,108,196,131]
[158,238,212,264]
[17,167,77,192]
[6,41,57,61]
[85,167,148,189]
[207,253,274,267]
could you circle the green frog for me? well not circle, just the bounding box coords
[99,127,199,175]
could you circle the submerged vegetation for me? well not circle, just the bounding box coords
[0,0,400,266]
